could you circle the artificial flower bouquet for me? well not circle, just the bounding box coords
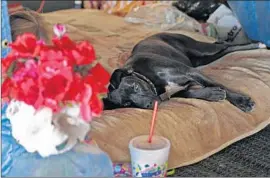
[1,24,110,157]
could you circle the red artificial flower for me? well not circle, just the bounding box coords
[9,33,40,58]
[75,41,96,65]
[80,63,110,117]
[37,53,73,111]
[89,63,110,93]
[6,60,40,106]
[1,78,14,101]
[64,73,84,102]
[52,35,77,64]
[1,27,111,123]
[41,98,59,112]
[38,58,72,79]
[53,37,96,66]
[84,75,99,93]
[39,47,63,61]
[52,35,76,50]
[12,60,38,81]
[1,51,17,78]
[38,63,73,100]
[80,84,93,122]
[89,93,103,117]
[40,75,69,100]
[14,76,40,106]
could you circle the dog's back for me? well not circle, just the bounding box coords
[128,33,262,68]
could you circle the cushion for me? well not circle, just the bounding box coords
[13,9,270,169]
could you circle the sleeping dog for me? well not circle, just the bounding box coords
[103,33,263,112]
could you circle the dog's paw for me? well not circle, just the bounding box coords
[228,93,255,112]
[207,87,227,101]
[236,96,255,112]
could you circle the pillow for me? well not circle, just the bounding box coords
[91,49,270,169]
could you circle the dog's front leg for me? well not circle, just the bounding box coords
[179,87,227,101]
[158,71,205,100]
[186,71,255,112]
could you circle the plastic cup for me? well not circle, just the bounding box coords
[129,135,171,177]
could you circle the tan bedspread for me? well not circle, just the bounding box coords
[14,9,270,169]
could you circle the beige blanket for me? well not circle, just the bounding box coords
[11,9,270,169]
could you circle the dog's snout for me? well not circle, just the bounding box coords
[108,93,113,100]
[145,100,160,109]
[109,91,116,99]
[145,101,153,109]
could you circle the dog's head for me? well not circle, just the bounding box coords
[106,69,159,109]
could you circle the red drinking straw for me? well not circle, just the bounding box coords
[148,101,159,143]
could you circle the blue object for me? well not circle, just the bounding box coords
[1,104,114,177]
[1,103,26,176]
[1,0,12,58]
[228,1,270,47]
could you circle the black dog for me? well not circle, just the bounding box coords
[103,33,262,112]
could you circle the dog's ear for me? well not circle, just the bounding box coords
[108,69,129,91]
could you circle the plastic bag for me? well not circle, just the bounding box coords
[172,0,222,22]
[1,104,114,177]
[206,4,251,45]
[125,4,202,32]
[83,1,171,17]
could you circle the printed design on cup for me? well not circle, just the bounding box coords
[132,162,168,177]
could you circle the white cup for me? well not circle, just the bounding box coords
[129,135,171,177]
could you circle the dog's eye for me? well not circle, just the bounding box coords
[132,83,139,91]
[123,102,131,106]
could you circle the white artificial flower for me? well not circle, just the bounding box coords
[6,100,68,157]
[6,100,91,157]
[59,103,91,141]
